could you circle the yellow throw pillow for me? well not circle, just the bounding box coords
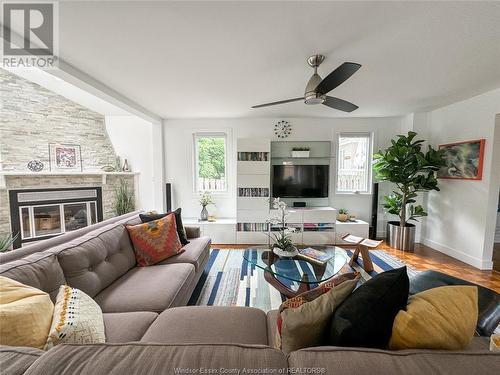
[390,285,478,350]
[0,276,54,349]
[45,285,105,349]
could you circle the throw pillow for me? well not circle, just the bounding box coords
[140,208,189,245]
[127,213,183,266]
[389,286,478,350]
[279,277,360,354]
[0,276,54,349]
[276,272,359,350]
[46,285,105,349]
[327,267,409,349]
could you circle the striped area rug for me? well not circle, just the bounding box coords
[187,248,418,312]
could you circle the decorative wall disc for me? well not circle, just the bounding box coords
[27,160,44,172]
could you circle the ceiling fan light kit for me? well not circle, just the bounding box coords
[252,54,361,112]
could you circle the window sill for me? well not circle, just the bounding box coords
[192,192,232,199]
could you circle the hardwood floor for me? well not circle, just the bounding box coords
[213,242,500,293]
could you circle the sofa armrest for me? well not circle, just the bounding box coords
[185,226,201,239]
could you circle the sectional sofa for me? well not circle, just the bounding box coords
[1,212,499,375]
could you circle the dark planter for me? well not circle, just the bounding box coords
[387,221,415,252]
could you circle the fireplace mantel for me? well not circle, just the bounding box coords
[0,171,139,189]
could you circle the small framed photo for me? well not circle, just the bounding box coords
[48,143,82,172]
[437,139,485,180]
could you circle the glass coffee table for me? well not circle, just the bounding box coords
[243,246,349,297]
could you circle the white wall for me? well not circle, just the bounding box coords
[164,117,403,233]
[415,89,500,269]
[106,115,164,212]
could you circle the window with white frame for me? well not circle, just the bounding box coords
[336,133,372,193]
[194,133,227,192]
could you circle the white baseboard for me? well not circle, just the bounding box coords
[422,238,493,270]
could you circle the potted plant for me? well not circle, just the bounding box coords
[199,191,214,221]
[114,179,135,216]
[373,131,445,251]
[291,147,310,158]
[0,232,19,252]
[337,208,349,222]
[268,198,298,257]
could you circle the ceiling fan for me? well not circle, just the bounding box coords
[252,54,361,112]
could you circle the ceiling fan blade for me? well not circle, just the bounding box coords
[315,62,361,95]
[252,97,304,108]
[323,96,359,112]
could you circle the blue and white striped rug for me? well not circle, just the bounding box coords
[187,249,418,312]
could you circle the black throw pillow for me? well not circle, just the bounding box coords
[327,266,409,349]
[139,208,189,245]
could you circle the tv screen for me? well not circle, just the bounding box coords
[272,165,329,198]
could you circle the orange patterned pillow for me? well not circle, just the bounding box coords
[126,213,183,266]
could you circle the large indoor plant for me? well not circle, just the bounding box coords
[373,131,445,251]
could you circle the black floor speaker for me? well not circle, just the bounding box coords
[166,183,172,212]
[370,183,379,239]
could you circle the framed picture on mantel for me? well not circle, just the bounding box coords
[48,143,82,172]
[437,139,485,180]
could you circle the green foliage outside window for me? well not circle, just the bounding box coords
[197,137,226,180]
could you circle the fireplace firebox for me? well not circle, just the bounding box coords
[9,187,103,248]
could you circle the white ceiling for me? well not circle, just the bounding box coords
[57,1,500,119]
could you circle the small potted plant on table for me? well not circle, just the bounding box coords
[337,208,349,222]
[268,198,298,257]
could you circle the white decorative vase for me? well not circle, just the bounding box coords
[273,247,299,258]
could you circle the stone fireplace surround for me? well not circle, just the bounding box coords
[0,172,137,243]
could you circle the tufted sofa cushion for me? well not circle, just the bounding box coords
[0,253,65,301]
[49,223,137,298]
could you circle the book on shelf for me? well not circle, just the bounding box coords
[297,247,333,265]
[341,234,382,248]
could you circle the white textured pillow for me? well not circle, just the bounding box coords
[45,285,105,349]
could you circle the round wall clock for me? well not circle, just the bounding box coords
[274,120,292,139]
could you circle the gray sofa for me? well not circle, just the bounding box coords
[1,213,499,375]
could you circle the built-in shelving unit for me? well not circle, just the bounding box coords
[236,138,271,244]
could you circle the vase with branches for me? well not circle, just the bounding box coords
[373,131,445,250]
[199,191,214,221]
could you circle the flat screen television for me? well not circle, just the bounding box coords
[272,165,329,198]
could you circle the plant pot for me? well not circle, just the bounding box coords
[387,221,415,252]
[200,205,208,221]
[291,151,310,158]
[337,213,348,222]
[273,247,299,257]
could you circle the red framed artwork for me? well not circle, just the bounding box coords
[437,139,485,180]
